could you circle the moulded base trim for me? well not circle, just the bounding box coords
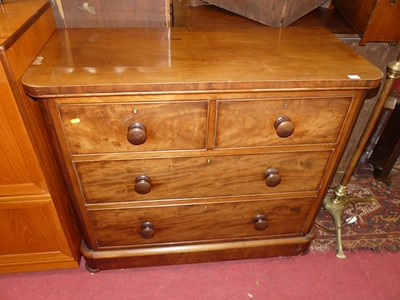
[81,230,315,272]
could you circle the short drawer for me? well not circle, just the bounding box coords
[88,198,313,248]
[215,97,352,148]
[58,101,208,154]
[75,151,331,203]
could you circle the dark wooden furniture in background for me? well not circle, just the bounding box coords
[0,0,80,273]
[369,90,400,184]
[22,27,381,271]
[199,0,328,27]
[332,0,400,45]
[356,90,398,171]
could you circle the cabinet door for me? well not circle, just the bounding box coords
[0,65,47,196]
[0,196,77,273]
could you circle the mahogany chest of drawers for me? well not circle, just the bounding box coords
[22,27,382,271]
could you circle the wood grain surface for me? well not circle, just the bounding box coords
[88,197,313,247]
[76,151,330,203]
[215,96,352,148]
[58,101,208,154]
[22,27,382,97]
[24,26,383,269]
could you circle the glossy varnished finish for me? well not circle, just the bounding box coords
[81,232,315,269]
[58,100,208,154]
[215,96,352,148]
[88,198,314,248]
[75,151,330,203]
[0,1,80,273]
[0,0,50,47]
[22,27,382,97]
[22,27,382,271]
[56,94,355,153]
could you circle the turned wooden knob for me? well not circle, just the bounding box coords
[134,175,152,194]
[274,116,295,138]
[263,167,281,187]
[254,214,268,231]
[140,221,155,239]
[127,122,147,145]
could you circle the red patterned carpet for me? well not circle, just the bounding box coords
[312,159,400,253]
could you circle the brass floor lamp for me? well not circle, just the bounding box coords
[323,53,400,258]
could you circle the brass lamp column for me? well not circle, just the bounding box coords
[324,53,400,258]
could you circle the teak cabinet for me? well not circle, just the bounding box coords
[22,27,382,271]
[0,0,80,273]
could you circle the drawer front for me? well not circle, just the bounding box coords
[76,151,331,203]
[215,97,352,148]
[58,101,208,154]
[88,198,313,247]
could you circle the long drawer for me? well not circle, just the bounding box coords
[88,197,314,248]
[75,150,331,203]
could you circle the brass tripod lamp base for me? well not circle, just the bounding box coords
[323,54,400,258]
[323,185,377,258]
[323,185,348,258]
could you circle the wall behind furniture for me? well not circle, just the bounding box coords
[50,0,172,28]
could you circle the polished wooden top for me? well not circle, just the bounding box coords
[22,27,383,97]
[0,0,50,49]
